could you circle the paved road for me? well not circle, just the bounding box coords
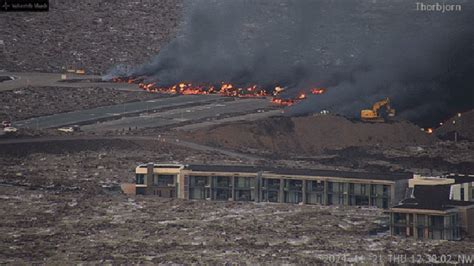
[174,109,283,131]
[0,135,264,162]
[81,97,273,131]
[13,95,223,129]
[0,72,138,91]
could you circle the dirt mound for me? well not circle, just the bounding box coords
[435,110,474,141]
[182,115,436,156]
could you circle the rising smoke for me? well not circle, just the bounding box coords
[107,0,474,126]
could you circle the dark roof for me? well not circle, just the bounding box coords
[449,174,474,185]
[184,164,412,181]
[392,184,474,211]
[392,200,474,211]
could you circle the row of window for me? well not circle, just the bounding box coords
[392,225,460,240]
[188,186,390,208]
[186,176,390,196]
[135,174,175,186]
[392,213,459,227]
[327,182,390,197]
[391,212,462,240]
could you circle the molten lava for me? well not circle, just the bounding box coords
[112,76,326,106]
[311,88,325,94]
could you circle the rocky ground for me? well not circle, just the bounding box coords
[0,0,183,74]
[0,87,162,121]
[3,188,473,264]
[1,139,473,264]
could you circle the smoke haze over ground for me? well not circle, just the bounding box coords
[108,0,473,126]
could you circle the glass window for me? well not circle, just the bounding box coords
[383,185,389,197]
[285,179,302,190]
[349,183,354,194]
[417,227,424,238]
[236,190,252,201]
[370,184,376,196]
[236,177,253,188]
[416,214,427,226]
[338,183,345,193]
[382,198,389,209]
[285,191,302,204]
[156,174,174,186]
[327,182,333,192]
[354,184,361,195]
[265,179,280,190]
[355,195,369,206]
[327,193,333,205]
[308,180,324,192]
[316,193,322,204]
[190,176,208,187]
[430,216,444,228]
[214,176,230,187]
[370,197,376,206]
[393,213,406,224]
[136,174,145,184]
[338,194,344,204]
[264,191,279,202]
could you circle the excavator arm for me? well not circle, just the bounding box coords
[372,98,390,113]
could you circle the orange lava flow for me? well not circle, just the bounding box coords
[112,77,326,106]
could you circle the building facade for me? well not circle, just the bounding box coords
[126,163,412,209]
[389,185,474,240]
[390,205,462,240]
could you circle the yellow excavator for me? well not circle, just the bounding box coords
[360,97,396,122]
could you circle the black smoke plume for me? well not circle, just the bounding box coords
[106,0,474,126]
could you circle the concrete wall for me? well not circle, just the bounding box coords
[409,175,454,188]
[458,206,474,237]
[134,164,183,198]
[393,179,409,206]
[451,183,473,201]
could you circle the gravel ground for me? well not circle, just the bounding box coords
[0,0,183,74]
